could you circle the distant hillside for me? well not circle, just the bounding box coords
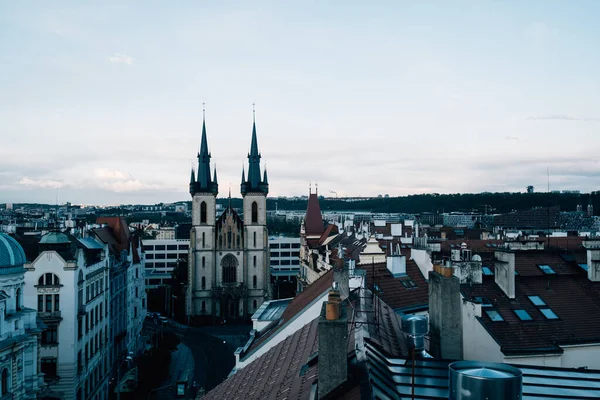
[261,192,600,215]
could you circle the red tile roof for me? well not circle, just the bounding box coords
[243,270,334,357]
[356,259,429,312]
[462,272,600,355]
[304,193,324,236]
[96,216,130,254]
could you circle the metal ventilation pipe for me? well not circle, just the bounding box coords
[401,314,428,351]
[449,361,522,400]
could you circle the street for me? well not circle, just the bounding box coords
[144,319,251,394]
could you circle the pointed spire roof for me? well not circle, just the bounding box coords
[190,109,218,196]
[241,166,246,184]
[304,189,325,236]
[241,110,268,196]
[263,168,268,185]
[213,166,218,184]
[189,168,195,185]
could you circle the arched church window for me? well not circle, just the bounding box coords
[200,201,207,223]
[219,235,222,248]
[221,254,237,284]
[253,256,256,268]
[202,257,205,268]
[15,287,21,311]
[201,301,206,313]
[253,275,257,288]
[252,202,258,223]
[237,235,240,248]
[253,232,257,247]
[202,232,205,248]
[201,277,206,290]
[227,228,232,249]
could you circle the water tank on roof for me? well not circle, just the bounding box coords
[401,314,428,351]
[449,361,522,400]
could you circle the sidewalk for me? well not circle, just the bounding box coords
[152,343,195,399]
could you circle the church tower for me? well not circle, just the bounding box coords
[241,118,271,313]
[188,116,218,317]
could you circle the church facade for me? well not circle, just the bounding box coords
[186,117,270,321]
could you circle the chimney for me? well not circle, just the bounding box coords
[318,286,348,399]
[386,244,406,277]
[494,250,515,299]
[333,248,350,300]
[429,264,463,360]
[584,241,600,282]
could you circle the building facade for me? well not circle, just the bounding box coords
[186,117,270,321]
[142,238,190,289]
[22,232,110,400]
[0,233,42,399]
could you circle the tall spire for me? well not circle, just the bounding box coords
[190,105,218,196]
[263,167,268,185]
[241,165,246,184]
[241,107,268,196]
[213,165,218,184]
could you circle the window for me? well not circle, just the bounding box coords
[54,294,60,311]
[202,257,205,268]
[167,245,177,250]
[538,264,556,274]
[269,243,280,249]
[143,245,153,252]
[280,252,291,257]
[41,358,58,379]
[78,318,83,339]
[474,296,492,307]
[179,244,189,251]
[1,369,8,395]
[201,301,206,313]
[201,201,207,223]
[222,254,237,283]
[201,277,206,290]
[252,202,258,223]
[271,260,280,266]
[482,266,493,276]
[540,308,559,320]
[253,232,257,247]
[39,273,60,286]
[400,279,417,288]
[579,263,589,271]
[253,275,257,288]
[202,233,205,248]
[42,326,58,345]
[253,300,257,310]
[485,310,504,322]
[513,309,532,321]
[38,295,44,312]
[291,243,301,249]
[46,295,52,312]
[167,253,178,259]
[280,260,291,266]
[146,254,154,260]
[280,243,291,249]
[155,254,166,259]
[253,256,256,268]
[155,245,166,251]
[15,287,21,310]
[528,296,546,306]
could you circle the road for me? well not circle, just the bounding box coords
[145,319,251,394]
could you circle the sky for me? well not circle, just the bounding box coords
[1,1,600,205]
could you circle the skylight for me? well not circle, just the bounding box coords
[528,296,546,306]
[474,296,492,307]
[485,310,504,322]
[579,263,589,271]
[400,279,417,288]
[538,264,556,274]
[514,309,533,321]
[482,266,493,276]
[540,308,559,320]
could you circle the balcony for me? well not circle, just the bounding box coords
[38,311,62,321]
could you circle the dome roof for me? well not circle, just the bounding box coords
[39,232,71,245]
[0,233,27,270]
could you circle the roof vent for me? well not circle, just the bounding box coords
[449,361,522,400]
[401,314,428,351]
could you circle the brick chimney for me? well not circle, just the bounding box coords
[333,255,350,301]
[429,264,463,360]
[318,286,348,399]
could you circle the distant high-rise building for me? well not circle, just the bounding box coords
[187,113,270,322]
[527,185,534,194]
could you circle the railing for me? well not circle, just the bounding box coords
[38,311,62,320]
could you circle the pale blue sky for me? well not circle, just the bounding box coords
[1,1,599,205]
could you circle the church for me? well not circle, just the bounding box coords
[186,115,270,322]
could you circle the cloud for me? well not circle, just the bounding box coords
[19,177,65,189]
[527,115,600,122]
[94,168,131,180]
[109,53,135,65]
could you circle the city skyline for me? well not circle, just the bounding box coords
[2,1,600,205]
